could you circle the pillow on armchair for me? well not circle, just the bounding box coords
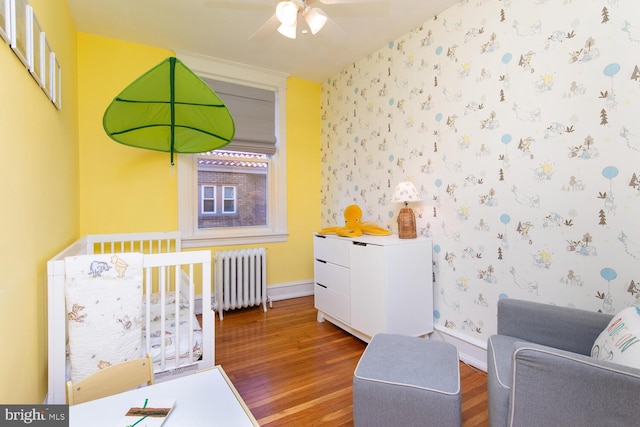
[591,305,640,369]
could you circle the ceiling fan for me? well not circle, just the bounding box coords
[251,0,386,39]
[275,0,327,39]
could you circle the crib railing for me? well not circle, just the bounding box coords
[85,231,181,254]
[143,251,210,370]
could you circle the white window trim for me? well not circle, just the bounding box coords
[176,52,289,248]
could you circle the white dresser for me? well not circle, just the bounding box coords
[314,233,433,342]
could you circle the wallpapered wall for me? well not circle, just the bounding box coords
[320,0,640,343]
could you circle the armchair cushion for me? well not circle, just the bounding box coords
[591,305,640,370]
[510,341,640,426]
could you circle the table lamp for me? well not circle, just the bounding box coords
[392,181,422,239]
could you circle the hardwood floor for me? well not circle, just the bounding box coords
[213,296,488,426]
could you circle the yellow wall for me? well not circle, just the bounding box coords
[265,77,322,284]
[0,0,79,403]
[77,34,322,286]
[77,34,177,233]
[0,19,319,403]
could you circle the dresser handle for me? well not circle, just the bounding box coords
[316,283,327,289]
[353,241,367,246]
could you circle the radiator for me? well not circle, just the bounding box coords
[214,248,269,320]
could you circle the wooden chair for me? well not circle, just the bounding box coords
[66,353,155,405]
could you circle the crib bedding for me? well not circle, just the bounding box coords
[65,253,144,383]
[64,253,202,383]
[64,290,203,382]
[144,291,203,363]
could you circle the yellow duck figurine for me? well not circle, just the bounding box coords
[318,204,391,238]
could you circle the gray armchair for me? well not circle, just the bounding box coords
[487,298,640,427]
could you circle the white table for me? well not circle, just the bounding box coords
[69,366,258,426]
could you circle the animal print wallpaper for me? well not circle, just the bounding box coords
[320,0,640,344]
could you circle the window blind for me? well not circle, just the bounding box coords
[203,78,277,156]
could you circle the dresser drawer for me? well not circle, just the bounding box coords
[314,260,350,296]
[314,284,351,324]
[314,235,350,267]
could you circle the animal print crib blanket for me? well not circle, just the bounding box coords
[64,252,143,383]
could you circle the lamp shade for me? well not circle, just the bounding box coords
[304,7,328,35]
[277,21,297,39]
[392,182,422,203]
[276,1,298,39]
[276,1,298,26]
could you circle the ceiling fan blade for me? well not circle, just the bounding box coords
[203,0,275,11]
[314,15,347,45]
[316,0,386,4]
[250,13,281,41]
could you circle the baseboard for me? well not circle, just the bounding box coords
[431,324,487,372]
[204,280,314,314]
[195,295,207,316]
[266,280,314,301]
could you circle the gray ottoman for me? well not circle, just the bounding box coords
[353,333,461,427]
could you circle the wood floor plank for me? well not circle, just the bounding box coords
[212,296,488,426]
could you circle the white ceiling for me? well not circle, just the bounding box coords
[67,0,458,83]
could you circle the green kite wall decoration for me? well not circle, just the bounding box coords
[103,57,235,165]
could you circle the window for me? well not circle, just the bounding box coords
[201,185,216,214]
[222,186,236,214]
[177,53,288,247]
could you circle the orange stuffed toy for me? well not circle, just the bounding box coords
[318,204,391,238]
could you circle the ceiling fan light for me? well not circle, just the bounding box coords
[277,21,297,39]
[304,7,328,35]
[276,1,298,26]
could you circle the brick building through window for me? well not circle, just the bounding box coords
[197,151,268,229]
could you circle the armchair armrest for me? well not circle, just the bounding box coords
[510,341,640,426]
[497,298,612,355]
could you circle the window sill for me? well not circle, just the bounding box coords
[181,231,289,248]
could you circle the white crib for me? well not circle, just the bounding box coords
[46,231,214,404]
